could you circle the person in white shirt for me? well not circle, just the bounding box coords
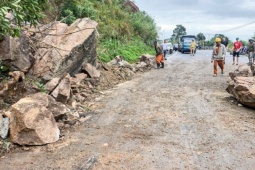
[161,40,167,60]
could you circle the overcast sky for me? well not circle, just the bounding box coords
[133,0,255,41]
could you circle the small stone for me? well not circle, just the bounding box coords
[238,103,243,107]
[23,147,30,151]
[64,124,71,128]
[103,143,108,147]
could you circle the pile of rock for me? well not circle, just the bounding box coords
[0,53,155,145]
[227,64,255,108]
[0,17,157,145]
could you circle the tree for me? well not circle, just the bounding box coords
[197,32,206,47]
[197,32,205,41]
[0,0,47,38]
[171,25,186,43]
[204,34,229,47]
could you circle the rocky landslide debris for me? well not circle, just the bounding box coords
[7,93,61,145]
[0,54,155,145]
[0,17,156,146]
[227,64,255,108]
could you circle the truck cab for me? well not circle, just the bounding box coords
[179,35,197,54]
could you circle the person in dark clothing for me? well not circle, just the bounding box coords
[154,40,164,69]
[247,38,255,65]
[221,37,228,64]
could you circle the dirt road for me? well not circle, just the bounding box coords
[1,50,255,170]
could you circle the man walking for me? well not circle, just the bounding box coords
[161,40,167,60]
[211,38,226,77]
[190,39,196,56]
[232,37,242,65]
[154,40,164,69]
[247,38,255,65]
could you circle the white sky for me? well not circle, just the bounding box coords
[133,0,255,41]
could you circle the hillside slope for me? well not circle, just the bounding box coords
[43,0,158,62]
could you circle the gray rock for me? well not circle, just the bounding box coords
[136,61,147,68]
[0,115,9,139]
[82,63,100,78]
[29,18,98,79]
[45,77,60,92]
[52,74,71,104]
[0,33,34,72]
[226,77,255,108]
[229,64,253,80]
[9,93,60,145]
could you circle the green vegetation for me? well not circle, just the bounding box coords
[98,37,155,63]
[0,60,8,73]
[0,0,157,63]
[170,25,187,43]
[0,0,46,37]
[43,0,158,62]
[204,34,230,47]
[34,81,47,93]
[196,33,206,46]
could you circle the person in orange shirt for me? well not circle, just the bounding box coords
[211,38,226,77]
[190,39,196,56]
[154,40,164,69]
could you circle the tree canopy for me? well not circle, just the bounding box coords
[197,33,206,41]
[0,0,46,37]
[204,34,229,46]
[171,25,186,42]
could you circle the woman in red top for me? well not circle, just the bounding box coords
[232,37,242,65]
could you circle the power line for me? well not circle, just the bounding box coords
[221,21,255,33]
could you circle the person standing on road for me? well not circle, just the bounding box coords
[190,39,196,56]
[221,37,229,50]
[247,38,255,65]
[211,38,226,77]
[154,40,164,69]
[161,40,167,60]
[221,37,228,64]
[232,37,242,65]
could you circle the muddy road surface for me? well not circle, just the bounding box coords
[1,50,255,170]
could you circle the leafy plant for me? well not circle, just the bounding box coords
[34,81,47,93]
[98,37,155,63]
[0,60,9,73]
[2,138,11,151]
[49,0,157,62]
[0,0,47,37]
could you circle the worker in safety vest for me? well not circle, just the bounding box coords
[247,38,255,65]
[211,38,226,77]
[154,40,164,69]
[190,39,196,56]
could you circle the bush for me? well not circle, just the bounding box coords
[98,37,155,63]
[0,0,46,37]
[44,0,158,63]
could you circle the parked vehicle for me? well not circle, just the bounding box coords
[179,35,197,54]
[173,44,178,51]
[166,43,173,54]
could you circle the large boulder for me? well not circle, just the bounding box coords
[226,77,255,108]
[229,64,252,80]
[8,93,63,145]
[123,0,140,12]
[29,18,98,80]
[0,33,34,72]
[51,74,71,104]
